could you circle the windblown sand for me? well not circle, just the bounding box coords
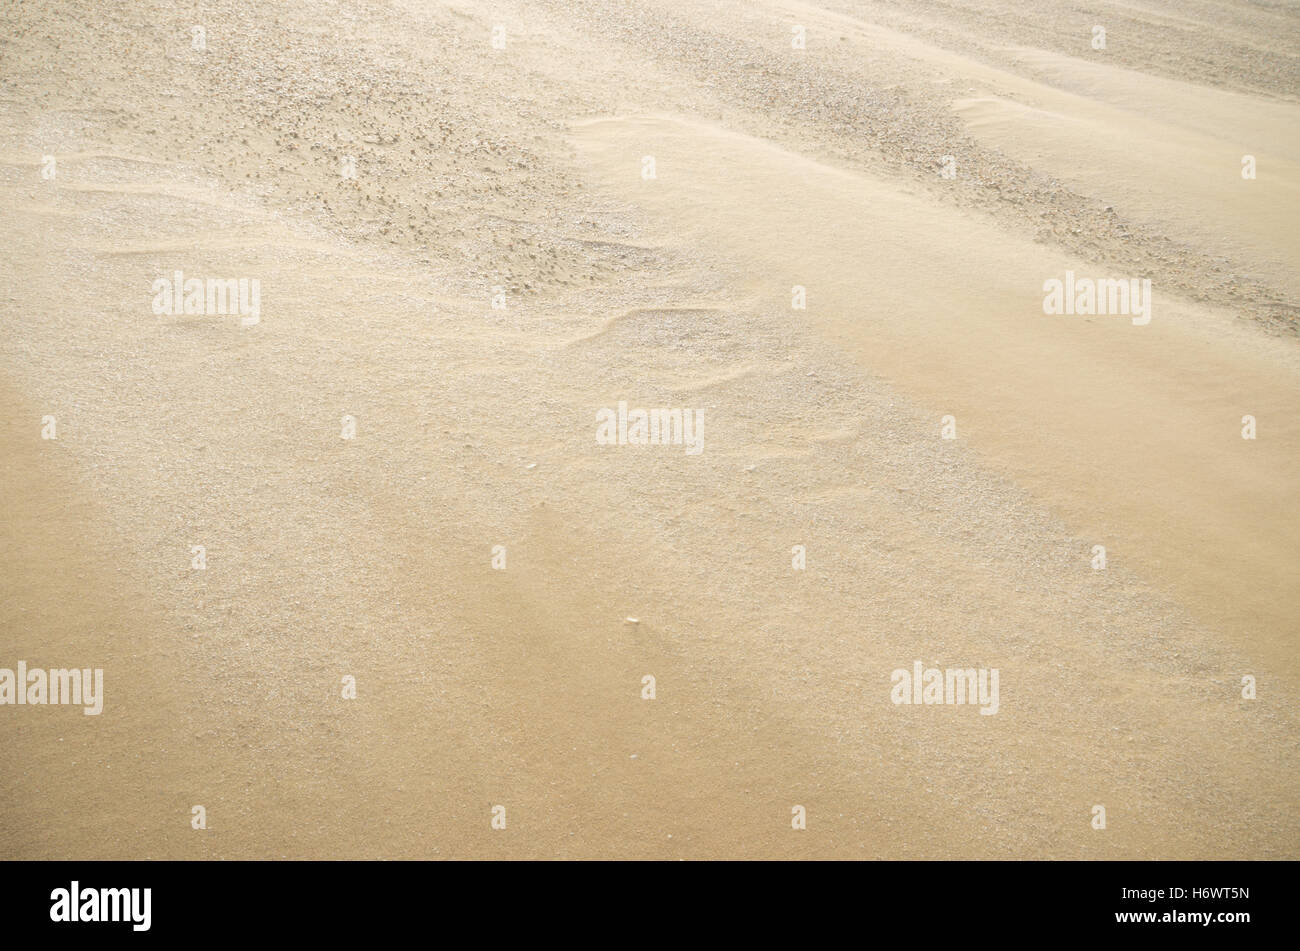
[1,0,1297,859]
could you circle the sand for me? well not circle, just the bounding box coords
[1,0,1296,859]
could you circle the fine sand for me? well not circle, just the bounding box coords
[1,0,1297,859]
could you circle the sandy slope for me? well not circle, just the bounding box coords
[574,112,1300,680]
[1,0,1297,859]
